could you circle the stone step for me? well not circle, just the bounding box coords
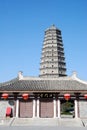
[12,118,84,127]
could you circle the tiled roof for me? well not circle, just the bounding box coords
[45,25,60,32]
[0,76,87,92]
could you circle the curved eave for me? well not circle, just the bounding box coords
[0,90,87,94]
[0,77,19,88]
[0,77,87,92]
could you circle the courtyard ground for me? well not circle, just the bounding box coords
[0,117,87,129]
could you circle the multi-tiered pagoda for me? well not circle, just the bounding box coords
[40,25,66,78]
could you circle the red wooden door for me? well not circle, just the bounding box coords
[40,99,53,118]
[19,100,33,118]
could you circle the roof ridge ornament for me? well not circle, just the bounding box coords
[72,71,77,79]
[18,71,23,80]
[71,71,87,84]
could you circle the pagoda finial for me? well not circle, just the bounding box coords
[52,24,55,26]
[49,24,56,29]
[51,24,55,28]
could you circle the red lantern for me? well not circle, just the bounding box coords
[22,93,29,100]
[2,93,9,99]
[64,94,70,100]
[84,94,87,99]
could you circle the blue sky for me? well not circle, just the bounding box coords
[0,0,87,82]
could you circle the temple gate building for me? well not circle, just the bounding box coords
[0,25,87,119]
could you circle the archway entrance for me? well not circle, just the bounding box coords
[61,99,74,118]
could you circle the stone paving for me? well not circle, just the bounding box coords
[0,126,87,130]
[0,117,87,128]
[0,117,13,126]
[81,119,87,127]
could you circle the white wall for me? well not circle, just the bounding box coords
[79,100,87,118]
[0,100,14,117]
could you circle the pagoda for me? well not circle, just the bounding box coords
[39,25,66,78]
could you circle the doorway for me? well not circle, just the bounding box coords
[61,99,74,118]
